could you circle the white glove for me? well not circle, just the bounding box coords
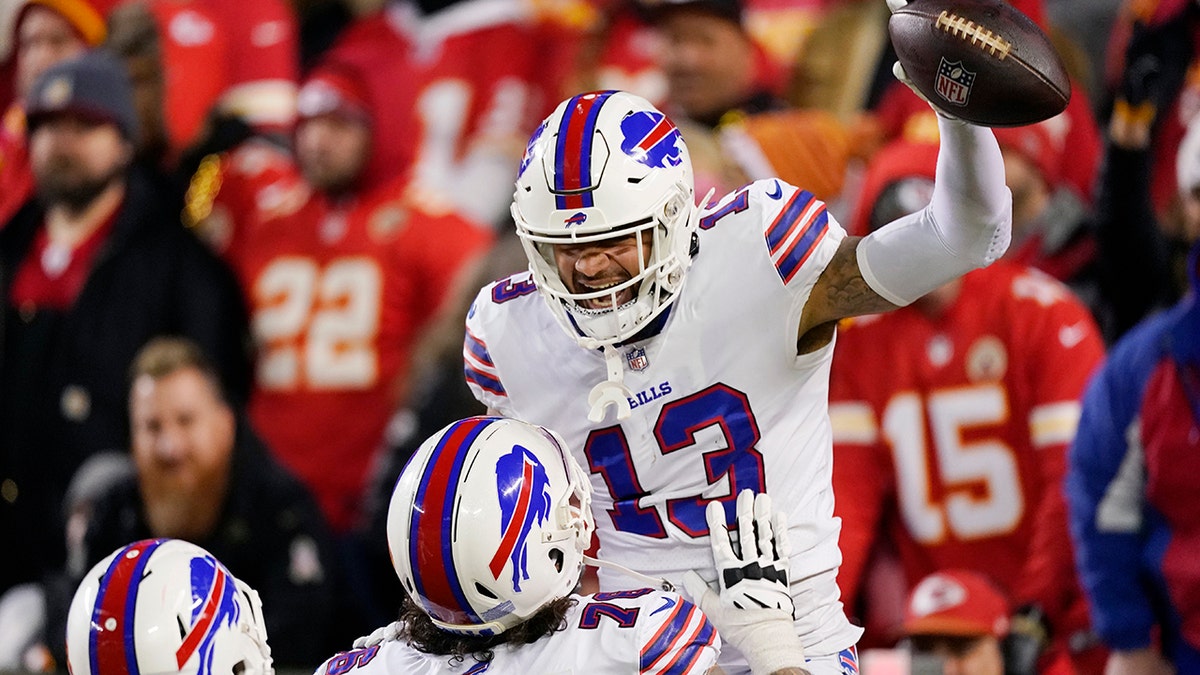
[886,0,907,11]
[683,490,807,675]
[351,621,403,649]
[892,61,963,122]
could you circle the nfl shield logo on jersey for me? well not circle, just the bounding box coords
[625,347,649,371]
[935,58,975,106]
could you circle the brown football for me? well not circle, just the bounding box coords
[888,0,1070,127]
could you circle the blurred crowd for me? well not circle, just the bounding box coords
[0,0,1197,671]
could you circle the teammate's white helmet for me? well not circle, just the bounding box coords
[387,416,594,636]
[66,539,273,675]
[513,90,698,349]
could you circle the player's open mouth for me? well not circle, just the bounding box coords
[578,281,634,310]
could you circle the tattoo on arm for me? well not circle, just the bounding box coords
[820,237,899,320]
[798,237,899,345]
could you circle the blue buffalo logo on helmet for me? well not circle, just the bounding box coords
[619,110,684,169]
[489,445,553,593]
[519,121,547,178]
[84,540,242,675]
[564,212,588,226]
[179,554,243,671]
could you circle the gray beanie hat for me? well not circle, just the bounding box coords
[25,50,139,141]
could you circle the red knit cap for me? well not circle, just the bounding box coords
[296,63,371,124]
[848,139,939,237]
[993,122,1060,188]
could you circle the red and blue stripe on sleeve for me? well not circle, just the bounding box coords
[764,188,830,285]
[463,327,505,397]
[640,599,718,675]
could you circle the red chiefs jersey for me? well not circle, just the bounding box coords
[830,262,1104,636]
[323,0,566,224]
[204,0,299,130]
[215,145,493,532]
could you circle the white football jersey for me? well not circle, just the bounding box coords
[314,590,719,675]
[465,179,863,658]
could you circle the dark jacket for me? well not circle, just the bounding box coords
[46,420,337,668]
[0,168,249,593]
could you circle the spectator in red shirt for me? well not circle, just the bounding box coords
[211,63,493,540]
[831,139,1106,673]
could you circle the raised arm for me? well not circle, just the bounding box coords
[798,112,1012,341]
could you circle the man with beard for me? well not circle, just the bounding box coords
[0,50,248,597]
[8,336,337,670]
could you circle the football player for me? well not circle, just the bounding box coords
[65,538,274,675]
[460,1,1011,669]
[319,416,808,674]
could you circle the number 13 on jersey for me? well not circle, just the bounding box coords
[582,383,767,538]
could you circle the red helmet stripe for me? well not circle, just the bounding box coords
[90,539,165,675]
[409,417,494,624]
[174,566,228,667]
[488,457,536,578]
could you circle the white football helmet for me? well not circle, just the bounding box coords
[512,90,698,349]
[66,539,273,675]
[387,416,594,636]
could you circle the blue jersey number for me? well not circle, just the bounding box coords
[583,384,766,538]
[324,646,380,675]
[699,189,749,230]
[579,602,641,629]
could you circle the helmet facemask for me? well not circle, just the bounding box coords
[515,179,695,350]
[512,90,698,352]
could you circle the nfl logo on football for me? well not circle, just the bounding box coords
[935,58,975,106]
[625,347,649,372]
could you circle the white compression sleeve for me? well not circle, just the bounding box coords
[856,116,1012,306]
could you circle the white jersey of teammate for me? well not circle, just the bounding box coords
[464,179,862,658]
[314,590,718,675]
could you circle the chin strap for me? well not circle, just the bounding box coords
[587,345,634,422]
[584,555,675,592]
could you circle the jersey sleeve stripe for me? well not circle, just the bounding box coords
[640,601,700,671]
[1029,401,1082,447]
[464,366,507,396]
[462,329,506,396]
[653,615,716,675]
[765,189,815,254]
[776,209,829,285]
[465,328,494,366]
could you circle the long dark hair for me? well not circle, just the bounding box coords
[396,594,577,665]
